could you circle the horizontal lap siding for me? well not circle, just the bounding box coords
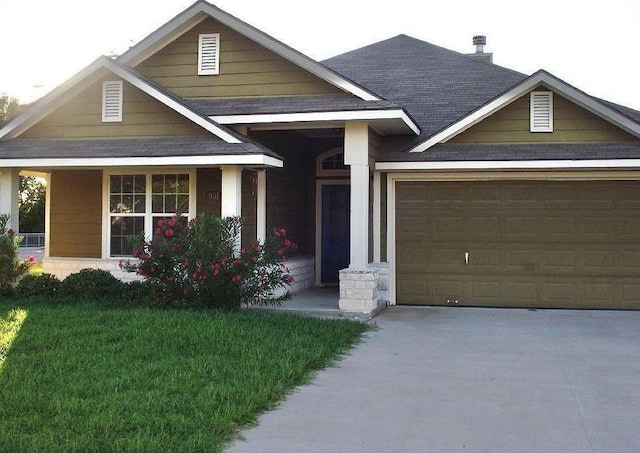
[49,170,102,258]
[396,180,640,309]
[136,18,342,99]
[450,90,636,143]
[21,79,207,139]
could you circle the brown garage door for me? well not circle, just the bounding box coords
[396,180,640,309]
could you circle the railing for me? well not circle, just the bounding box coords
[18,233,45,247]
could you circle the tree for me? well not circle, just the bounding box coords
[0,94,21,127]
[19,176,46,233]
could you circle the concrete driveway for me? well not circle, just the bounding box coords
[228,306,640,453]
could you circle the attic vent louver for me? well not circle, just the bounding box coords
[530,91,553,132]
[102,80,123,122]
[198,33,220,75]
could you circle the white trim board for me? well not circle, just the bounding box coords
[376,159,640,172]
[117,2,379,101]
[211,110,420,135]
[0,154,283,169]
[409,70,640,153]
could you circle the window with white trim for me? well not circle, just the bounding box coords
[102,80,123,122]
[530,91,553,132]
[198,33,220,75]
[108,172,191,256]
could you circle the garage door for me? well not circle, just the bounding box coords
[396,180,640,309]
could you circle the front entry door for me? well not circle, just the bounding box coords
[321,185,350,284]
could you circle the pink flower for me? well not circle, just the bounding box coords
[133,248,140,258]
[118,259,124,269]
[157,219,164,228]
[168,217,177,227]
[213,269,220,276]
[155,228,162,235]
[284,239,292,247]
[164,228,174,238]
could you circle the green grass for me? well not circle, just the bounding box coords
[0,299,369,452]
[28,263,43,275]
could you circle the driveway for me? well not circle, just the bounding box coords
[228,306,640,453]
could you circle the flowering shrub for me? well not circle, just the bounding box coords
[122,215,296,309]
[0,213,33,289]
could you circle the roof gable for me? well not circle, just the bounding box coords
[0,57,242,143]
[410,70,640,152]
[134,16,344,99]
[117,1,379,101]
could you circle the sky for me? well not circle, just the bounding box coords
[0,0,638,110]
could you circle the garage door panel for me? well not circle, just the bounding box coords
[396,180,640,309]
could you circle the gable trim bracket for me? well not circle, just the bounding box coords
[116,1,381,101]
[409,70,640,153]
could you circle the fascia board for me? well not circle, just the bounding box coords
[375,159,640,171]
[0,154,283,168]
[211,109,420,135]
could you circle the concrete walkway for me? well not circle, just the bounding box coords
[228,306,640,453]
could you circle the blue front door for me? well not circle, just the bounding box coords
[321,184,350,284]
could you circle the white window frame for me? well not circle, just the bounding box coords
[198,33,220,75]
[102,80,123,122]
[530,91,553,132]
[102,168,197,258]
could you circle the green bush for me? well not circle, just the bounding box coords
[15,273,60,298]
[123,215,296,309]
[0,213,32,287]
[120,280,157,306]
[59,268,124,300]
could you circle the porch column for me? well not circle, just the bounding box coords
[0,168,20,231]
[256,169,267,243]
[344,121,369,267]
[221,165,242,218]
[221,165,242,250]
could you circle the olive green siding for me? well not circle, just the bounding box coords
[49,170,102,258]
[136,18,343,99]
[21,78,208,139]
[450,89,637,144]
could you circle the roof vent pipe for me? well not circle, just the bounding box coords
[473,35,486,53]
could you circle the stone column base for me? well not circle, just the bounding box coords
[339,267,379,313]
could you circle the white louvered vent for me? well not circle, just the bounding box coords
[102,80,123,122]
[530,91,553,132]
[198,33,220,75]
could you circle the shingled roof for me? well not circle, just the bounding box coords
[323,34,527,152]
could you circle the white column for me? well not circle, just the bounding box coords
[221,165,242,218]
[221,165,242,251]
[373,171,381,262]
[0,168,20,231]
[344,121,369,268]
[256,169,267,243]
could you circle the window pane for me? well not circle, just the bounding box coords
[177,195,189,214]
[152,175,164,194]
[122,175,134,194]
[164,195,177,214]
[134,195,145,213]
[110,175,121,193]
[152,195,163,213]
[177,174,189,193]
[165,174,178,193]
[134,174,146,193]
[110,195,121,213]
[121,195,133,213]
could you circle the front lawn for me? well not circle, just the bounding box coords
[0,299,369,451]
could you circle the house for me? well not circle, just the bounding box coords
[1,1,639,313]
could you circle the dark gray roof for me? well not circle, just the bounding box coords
[0,136,281,160]
[185,94,400,116]
[598,99,640,123]
[323,34,527,152]
[380,142,640,162]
